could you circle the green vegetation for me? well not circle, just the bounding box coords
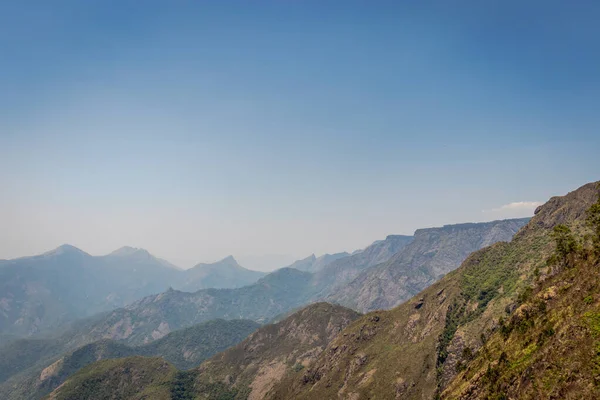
[442,185,600,399]
[47,303,358,400]
[0,319,259,400]
[170,371,196,400]
[548,224,579,267]
[51,357,176,400]
[588,185,600,254]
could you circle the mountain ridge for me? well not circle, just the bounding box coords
[328,217,529,313]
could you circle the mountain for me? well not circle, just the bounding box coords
[0,319,259,400]
[287,252,351,273]
[285,254,317,271]
[441,232,600,397]
[106,246,181,270]
[41,182,600,400]
[15,221,523,363]
[80,268,315,345]
[45,235,413,347]
[174,255,266,291]
[0,245,110,338]
[328,218,529,313]
[0,216,533,397]
[47,303,360,400]
[191,302,360,399]
[267,181,600,399]
[309,234,415,295]
[0,248,265,339]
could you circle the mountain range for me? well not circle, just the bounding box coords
[0,214,529,400]
[41,180,600,399]
[0,248,265,339]
[0,186,561,400]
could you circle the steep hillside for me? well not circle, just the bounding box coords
[329,218,529,313]
[192,303,360,400]
[270,181,599,399]
[47,303,360,400]
[442,187,600,399]
[0,319,258,400]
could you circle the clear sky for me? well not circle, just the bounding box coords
[1,1,599,270]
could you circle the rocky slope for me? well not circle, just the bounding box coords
[47,303,360,400]
[269,181,599,399]
[328,218,529,313]
[192,303,360,400]
[0,319,259,400]
[442,185,600,399]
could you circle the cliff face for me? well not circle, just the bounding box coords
[328,218,529,313]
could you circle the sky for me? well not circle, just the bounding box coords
[1,1,599,270]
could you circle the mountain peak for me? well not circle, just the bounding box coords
[43,244,89,257]
[219,255,240,266]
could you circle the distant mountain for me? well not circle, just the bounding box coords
[285,254,317,271]
[174,255,266,291]
[0,245,116,337]
[309,234,415,296]
[0,247,264,339]
[47,303,360,400]
[48,236,414,347]
[328,218,529,312]
[81,268,315,345]
[11,222,525,357]
[106,246,182,270]
[0,319,259,400]
[286,252,350,273]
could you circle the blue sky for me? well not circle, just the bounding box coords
[1,1,599,270]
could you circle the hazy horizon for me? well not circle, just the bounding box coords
[0,214,536,271]
[2,2,599,268]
